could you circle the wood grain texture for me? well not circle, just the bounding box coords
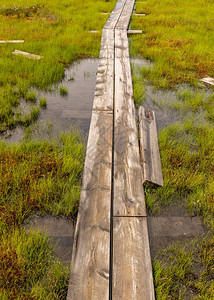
[81,110,113,191]
[67,111,113,300]
[139,106,164,187]
[114,57,146,217]
[93,57,114,111]
[103,0,126,30]
[113,217,155,300]
[115,29,129,58]
[116,0,135,30]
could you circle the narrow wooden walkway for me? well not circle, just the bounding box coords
[67,1,155,299]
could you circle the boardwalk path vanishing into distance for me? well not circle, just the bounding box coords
[67,1,155,299]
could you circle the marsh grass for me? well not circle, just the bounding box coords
[0,131,85,298]
[39,97,47,108]
[130,0,214,88]
[131,1,214,298]
[153,235,214,299]
[0,0,117,133]
[60,85,68,96]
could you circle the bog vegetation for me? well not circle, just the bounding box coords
[131,0,214,298]
[0,0,116,299]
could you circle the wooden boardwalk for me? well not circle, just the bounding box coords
[67,1,155,299]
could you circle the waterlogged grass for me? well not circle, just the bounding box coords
[0,230,69,300]
[145,119,214,229]
[153,235,214,299]
[130,1,214,297]
[0,132,85,298]
[0,0,117,133]
[130,0,214,88]
[60,85,68,96]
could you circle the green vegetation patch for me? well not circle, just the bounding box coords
[0,0,117,133]
[130,0,214,88]
[153,235,214,299]
[131,1,214,297]
[0,132,85,298]
[146,119,214,229]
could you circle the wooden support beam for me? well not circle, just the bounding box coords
[139,106,164,187]
[12,50,43,60]
[200,77,214,86]
[133,13,146,16]
[0,40,24,43]
[127,29,143,34]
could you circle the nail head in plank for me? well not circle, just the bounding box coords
[127,30,143,34]
[12,50,43,60]
[0,40,24,43]
[200,77,214,86]
[113,217,155,300]
[139,106,164,187]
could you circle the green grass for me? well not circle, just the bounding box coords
[0,131,85,298]
[39,97,47,108]
[60,85,68,96]
[153,235,214,299]
[0,0,117,133]
[130,1,214,298]
[0,230,69,300]
[130,0,214,88]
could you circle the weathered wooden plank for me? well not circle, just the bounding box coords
[103,0,126,30]
[0,40,24,43]
[113,217,155,300]
[81,110,113,190]
[200,77,214,86]
[127,29,143,34]
[114,57,146,216]
[115,29,129,58]
[99,28,114,59]
[93,57,114,111]
[139,106,164,187]
[116,0,136,29]
[67,110,113,300]
[12,50,43,60]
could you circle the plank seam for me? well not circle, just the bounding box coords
[109,2,129,300]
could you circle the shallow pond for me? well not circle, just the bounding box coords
[3,58,98,143]
[24,214,75,267]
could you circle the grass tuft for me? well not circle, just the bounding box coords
[60,86,68,96]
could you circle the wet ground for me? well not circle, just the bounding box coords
[5,56,210,268]
[3,58,98,143]
[24,214,75,267]
[131,58,209,259]
[16,58,98,267]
